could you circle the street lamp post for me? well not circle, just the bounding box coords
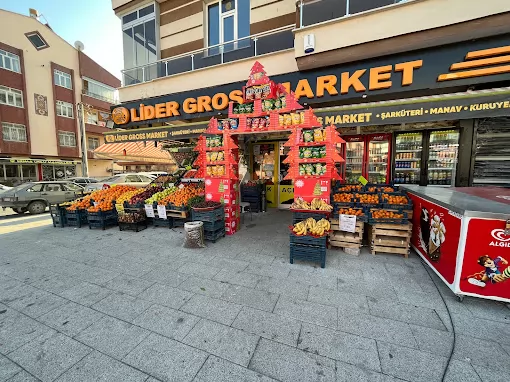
[77,102,89,177]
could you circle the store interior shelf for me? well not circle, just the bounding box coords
[428,167,454,171]
[395,159,420,161]
[369,162,387,165]
[298,142,327,147]
[396,149,422,153]
[205,147,225,151]
[346,156,364,159]
[396,168,421,171]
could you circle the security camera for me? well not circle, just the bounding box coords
[304,34,315,54]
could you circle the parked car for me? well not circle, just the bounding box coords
[67,177,99,186]
[0,184,12,192]
[137,171,168,179]
[0,181,85,214]
[83,173,153,191]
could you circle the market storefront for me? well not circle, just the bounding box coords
[0,158,81,186]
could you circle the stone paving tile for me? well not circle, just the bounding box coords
[444,360,482,382]
[367,297,447,331]
[286,269,338,290]
[249,338,336,382]
[28,274,82,295]
[236,252,276,265]
[103,274,155,296]
[3,265,58,285]
[335,361,404,382]
[73,266,119,285]
[337,312,417,348]
[255,277,310,300]
[183,319,259,367]
[245,263,291,279]
[461,299,510,324]
[59,282,113,307]
[123,332,208,382]
[55,351,148,382]
[133,304,199,340]
[232,306,301,347]
[75,315,150,360]
[6,370,41,382]
[87,257,156,278]
[378,341,448,382]
[308,286,369,314]
[221,284,279,312]
[394,288,445,310]
[209,257,250,272]
[177,276,230,299]
[298,323,381,372]
[336,277,398,302]
[452,335,510,372]
[92,292,153,322]
[194,355,278,382]
[273,297,337,329]
[0,354,21,381]
[3,287,67,319]
[140,266,189,287]
[180,294,242,326]
[9,332,92,382]
[37,301,104,337]
[138,283,194,310]
[0,284,40,307]
[177,262,222,279]
[409,324,453,358]
[213,269,262,288]
[450,313,510,346]
[472,364,508,382]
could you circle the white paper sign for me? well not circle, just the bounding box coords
[157,205,167,220]
[93,202,98,207]
[339,214,356,233]
[144,204,155,218]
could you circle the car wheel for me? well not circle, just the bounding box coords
[27,201,46,215]
[13,208,26,214]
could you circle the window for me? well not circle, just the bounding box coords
[54,69,72,89]
[0,86,23,108]
[25,31,48,50]
[2,122,27,142]
[125,175,141,182]
[63,183,82,191]
[83,78,117,103]
[86,109,98,125]
[207,0,250,53]
[27,184,43,192]
[44,183,63,192]
[88,137,100,150]
[0,49,21,73]
[56,100,74,118]
[122,3,157,71]
[139,175,153,182]
[59,131,76,147]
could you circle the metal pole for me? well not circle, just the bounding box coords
[346,0,350,15]
[254,37,258,56]
[299,0,303,28]
[78,103,89,177]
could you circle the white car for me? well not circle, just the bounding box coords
[0,184,12,192]
[84,173,154,191]
[137,171,167,178]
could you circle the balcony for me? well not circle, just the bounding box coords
[121,25,294,86]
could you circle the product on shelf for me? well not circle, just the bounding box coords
[299,146,326,159]
[219,118,238,130]
[292,217,330,236]
[333,193,355,203]
[356,193,380,204]
[298,163,327,176]
[87,201,114,212]
[66,196,92,211]
[145,187,177,204]
[367,186,395,193]
[115,188,147,212]
[337,185,363,192]
[337,208,364,217]
[187,195,206,207]
[128,186,164,205]
[118,211,146,223]
[382,194,409,205]
[247,116,269,130]
[371,210,404,219]
[157,184,204,207]
[290,197,332,211]
[192,200,222,209]
[206,136,223,147]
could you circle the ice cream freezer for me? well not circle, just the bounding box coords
[403,185,510,303]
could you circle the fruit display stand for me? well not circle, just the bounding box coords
[329,213,365,255]
[87,209,118,230]
[66,209,88,228]
[49,204,67,228]
[118,210,148,232]
[191,205,226,242]
[367,221,413,258]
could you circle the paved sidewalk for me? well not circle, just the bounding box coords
[1,209,509,382]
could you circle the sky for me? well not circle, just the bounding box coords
[1,0,124,80]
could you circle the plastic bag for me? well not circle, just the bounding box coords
[183,221,205,248]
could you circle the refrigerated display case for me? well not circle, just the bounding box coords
[367,134,391,184]
[427,130,459,186]
[393,132,423,185]
[344,136,365,183]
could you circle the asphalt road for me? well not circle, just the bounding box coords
[0,209,52,235]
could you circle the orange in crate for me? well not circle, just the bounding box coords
[337,208,364,216]
[333,193,354,202]
[356,193,379,204]
[371,209,404,219]
[382,194,408,205]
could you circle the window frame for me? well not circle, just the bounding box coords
[2,122,27,142]
[83,77,117,104]
[0,86,23,108]
[25,31,49,50]
[206,0,250,52]
[87,137,100,150]
[58,131,76,147]
[56,100,74,119]
[54,69,72,89]
[0,49,21,73]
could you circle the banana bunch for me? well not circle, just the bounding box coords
[290,197,311,210]
[311,198,333,211]
[292,218,330,237]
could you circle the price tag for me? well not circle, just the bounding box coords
[93,202,98,207]
[358,176,368,186]
[144,204,155,218]
[157,205,167,220]
[339,214,356,233]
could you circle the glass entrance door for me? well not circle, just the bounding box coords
[345,138,364,183]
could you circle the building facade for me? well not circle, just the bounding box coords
[110,0,510,188]
[0,9,121,185]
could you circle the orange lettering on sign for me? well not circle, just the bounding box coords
[183,98,197,113]
[155,104,165,118]
[395,60,423,86]
[369,65,392,90]
[212,93,229,110]
[165,101,180,116]
[197,96,213,112]
[316,75,338,97]
[281,82,291,95]
[294,79,314,98]
[130,107,140,122]
[340,70,366,94]
[229,90,243,104]
[144,105,155,120]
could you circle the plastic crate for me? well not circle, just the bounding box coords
[334,208,368,223]
[191,206,225,223]
[119,220,148,232]
[202,218,226,232]
[364,183,396,193]
[173,217,191,228]
[332,201,356,211]
[332,183,364,193]
[66,210,88,227]
[383,201,413,210]
[289,233,327,247]
[289,243,326,268]
[151,217,174,228]
[292,211,330,224]
[241,185,262,197]
[204,226,225,242]
[241,195,261,203]
[368,210,408,225]
[50,204,67,228]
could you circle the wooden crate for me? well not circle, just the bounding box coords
[328,220,364,252]
[367,222,412,258]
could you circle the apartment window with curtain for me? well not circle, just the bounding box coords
[122,3,157,83]
[0,49,21,73]
[54,69,72,89]
[56,100,74,118]
[59,131,76,147]
[2,122,27,142]
[0,86,23,108]
[88,137,100,150]
[207,0,250,54]
[83,78,116,103]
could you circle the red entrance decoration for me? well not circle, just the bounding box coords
[195,61,346,235]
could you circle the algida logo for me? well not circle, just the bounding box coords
[490,228,510,247]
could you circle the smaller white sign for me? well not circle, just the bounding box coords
[157,205,167,220]
[339,214,356,233]
[93,202,98,207]
[144,204,155,218]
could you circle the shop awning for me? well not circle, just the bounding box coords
[93,142,175,164]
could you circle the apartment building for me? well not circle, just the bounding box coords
[110,0,510,187]
[0,9,120,184]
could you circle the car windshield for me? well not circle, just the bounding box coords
[102,176,120,183]
[9,184,35,192]
[63,183,83,191]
